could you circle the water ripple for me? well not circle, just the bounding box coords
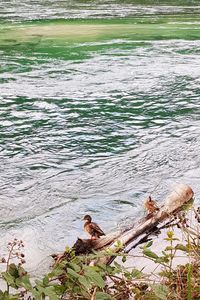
[1,1,200,21]
[0,33,200,272]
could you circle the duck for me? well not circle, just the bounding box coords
[144,196,159,215]
[83,215,105,239]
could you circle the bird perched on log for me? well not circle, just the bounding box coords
[83,215,105,239]
[144,196,159,215]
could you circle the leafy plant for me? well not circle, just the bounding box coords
[0,206,200,300]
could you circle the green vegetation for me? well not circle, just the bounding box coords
[1,15,200,62]
[0,207,200,300]
[1,14,200,51]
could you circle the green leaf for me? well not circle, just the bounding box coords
[65,246,71,253]
[131,268,142,278]
[155,257,169,264]
[145,240,153,248]
[0,291,19,300]
[113,261,122,273]
[44,286,59,300]
[32,290,42,300]
[68,262,81,273]
[67,268,79,278]
[164,237,179,241]
[8,264,19,278]
[164,238,171,241]
[161,251,168,257]
[35,279,44,287]
[43,275,49,286]
[48,268,63,278]
[97,262,107,271]
[151,284,169,300]
[122,255,126,263]
[16,275,32,290]
[96,291,114,300]
[165,246,173,251]
[78,275,92,290]
[182,198,194,211]
[159,270,173,278]
[175,244,188,252]
[105,265,115,275]
[85,270,105,288]
[35,284,45,294]
[2,272,17,288]
[18,266,27,277]
[143,249,158,259]
[114,240,123,248]
[53,285,66,295]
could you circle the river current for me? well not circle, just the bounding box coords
[0,1,200,271]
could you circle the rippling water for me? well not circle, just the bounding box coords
[0,1,200,272]
[1,0,200,21]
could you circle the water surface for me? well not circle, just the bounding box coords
[0,1,200,272]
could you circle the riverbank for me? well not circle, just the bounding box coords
[1,1,200,284]
[0,204,199,299]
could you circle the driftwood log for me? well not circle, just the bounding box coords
[53,184,194,264]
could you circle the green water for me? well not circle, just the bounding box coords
[0,1,200,271]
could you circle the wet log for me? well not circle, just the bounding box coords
[72,184,193,262]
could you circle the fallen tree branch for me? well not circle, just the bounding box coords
[52,184,194,265]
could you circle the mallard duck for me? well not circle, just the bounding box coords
[144,196,159,215]
[83,215,105,239]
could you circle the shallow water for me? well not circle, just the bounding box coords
[0,1,200,272]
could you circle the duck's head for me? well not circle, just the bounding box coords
[83,215,92,222]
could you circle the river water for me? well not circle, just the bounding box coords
[0,1,200,272]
